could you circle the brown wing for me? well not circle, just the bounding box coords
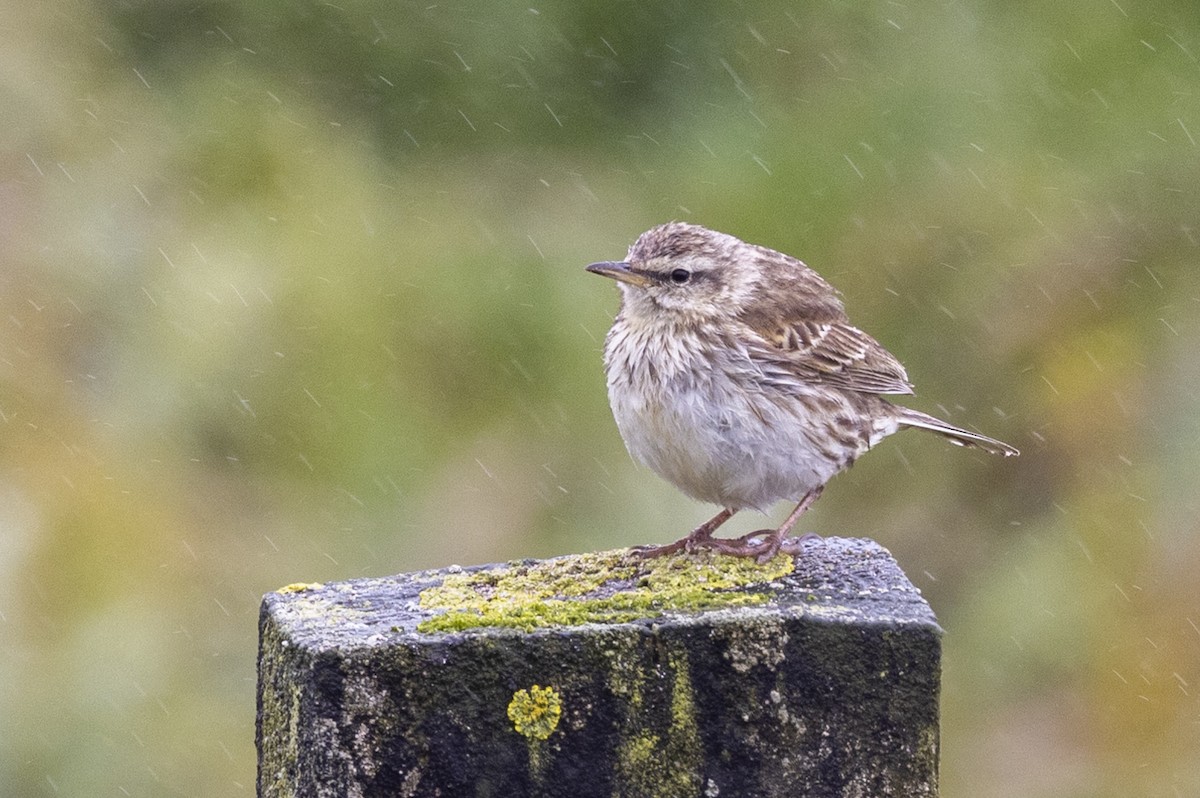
[736,246,914,395]
[746,319,915,395]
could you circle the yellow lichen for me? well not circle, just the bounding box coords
[276,582,323,594]
[416,548,794,633]
[507,685,563,741]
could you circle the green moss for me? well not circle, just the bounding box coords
[416,548,794,633]
[612,647,703,798]
[666,653,701,771]
[617,732,661,782]
[659,651,703,796]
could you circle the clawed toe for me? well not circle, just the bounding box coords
[634,508,739,559]
[632,540,688,558]
[633,534,775,561]
[719,530,781,562]
[634,528,820,563]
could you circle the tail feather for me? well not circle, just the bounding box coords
[897,408,1019,457]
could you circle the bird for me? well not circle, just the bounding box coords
[585,221,1018,562]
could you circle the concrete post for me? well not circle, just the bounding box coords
[257,537,940,797]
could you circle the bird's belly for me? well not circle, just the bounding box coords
[609,373,848,511]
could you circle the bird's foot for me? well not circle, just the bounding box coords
[631,538,691,558]
[633,508,737,559]
[708,530,823,562]
[634,529,819,563]
[676,530,781,564]
[735,530,784,564]
[633,532,772,561]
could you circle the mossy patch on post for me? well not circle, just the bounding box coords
[613,646,704,798]
[416,548,795,633]
[258,538,943,797]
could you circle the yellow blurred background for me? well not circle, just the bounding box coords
[2,1,1198,795]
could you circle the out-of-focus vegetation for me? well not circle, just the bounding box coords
[2,1,1197,794]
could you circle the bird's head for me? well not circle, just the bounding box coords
[586,222,760,323]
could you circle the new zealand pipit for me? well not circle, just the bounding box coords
[587,222,1018,562]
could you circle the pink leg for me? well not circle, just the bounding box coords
[634,507,736,558]
[710,485,825,563]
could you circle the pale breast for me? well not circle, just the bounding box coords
[602,320,880,511]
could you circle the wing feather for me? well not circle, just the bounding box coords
[745,319,915,395]
[734,249,914,395]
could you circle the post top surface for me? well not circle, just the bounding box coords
[263,537,938,650]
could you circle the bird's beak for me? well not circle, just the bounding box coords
[585,261,653,288]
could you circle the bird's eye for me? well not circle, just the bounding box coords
[669,268,691,285]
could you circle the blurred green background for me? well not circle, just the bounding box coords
[2,0,1198,795]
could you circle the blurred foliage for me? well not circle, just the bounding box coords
[2,0,1199,795]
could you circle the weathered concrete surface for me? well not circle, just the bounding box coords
[257,537,941,798]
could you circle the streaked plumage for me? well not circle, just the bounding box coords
[587,221,1017,561]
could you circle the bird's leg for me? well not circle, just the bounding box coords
[713,486,825,563]
[633,507,736,558]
